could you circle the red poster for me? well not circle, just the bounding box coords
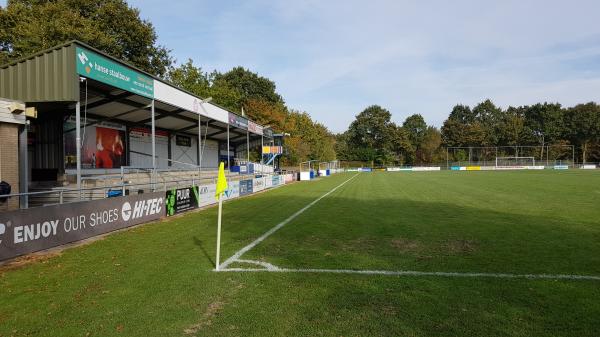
[94,127,125,168]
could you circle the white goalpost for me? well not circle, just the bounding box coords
[495,156,535,168]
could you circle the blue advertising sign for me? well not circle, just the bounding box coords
[239,179,253,196]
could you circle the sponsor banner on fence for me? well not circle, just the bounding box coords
[265,175,274,187]
[239,179,254,196]
[495,166,527,170]
[198,184,217,207]
[166,186,198,216]
[253,177,265,192]
[272,175,281,186]
[581,164,597,170]
[554,165,569,170]
[387,167,411,171]
[480,166,496,171]
[284,174,294,183]
[0,192,164,261]
[412,167,441,171]
[224,181,240,200]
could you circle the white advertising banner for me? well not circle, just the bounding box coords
[197,183,217,207]
[223,181,240,200]
[300,171,311,180]
[153,81,229,124]
[253,177,265,192]
[412,167,441,171]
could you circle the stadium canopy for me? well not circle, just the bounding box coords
[0,41,273,205]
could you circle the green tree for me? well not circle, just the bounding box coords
[499,106,530,146]
[0,0,172,76]
[419,127,443,164]
[448,104,476,124]
[214,67,285,110]
[402,114,427,150]
[345,105,414,165]
[472,99,502,145]
[166,59,211,97]
[564,102,600,163]
[389,124,415,165]
[523,103,564,158]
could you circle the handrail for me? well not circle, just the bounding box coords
[0,173,260,202]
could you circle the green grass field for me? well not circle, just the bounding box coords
[1,171,600,336]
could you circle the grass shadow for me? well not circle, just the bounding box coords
[193,236,215,268]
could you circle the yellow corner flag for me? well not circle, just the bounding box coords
[215,162,228,199]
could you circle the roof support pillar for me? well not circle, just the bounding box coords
[76,101,82,200]
[227,124,230,169]
[246,129,250,163]
[198,113,202,178]
[151,100,156,191]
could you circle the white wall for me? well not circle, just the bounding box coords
[199,139,219,169]
[129,128,169,168]
[170,135,198,169]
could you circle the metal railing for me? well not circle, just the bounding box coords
[0,166,260,210]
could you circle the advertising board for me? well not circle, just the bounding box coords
[0,192,164,261]
[253,177,265,192]
[166,187,198,216]
[239,179,254,196]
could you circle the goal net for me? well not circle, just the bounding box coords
[495,156,535,167]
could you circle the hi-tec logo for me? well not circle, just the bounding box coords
[0,223,5,244]
[121,197,163,221]
[77,50,93,74]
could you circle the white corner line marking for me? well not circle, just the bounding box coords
[218,267,600,281]
[218,174,360,270]
[235,259,281,271]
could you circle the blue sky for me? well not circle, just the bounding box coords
[3,0,600,132]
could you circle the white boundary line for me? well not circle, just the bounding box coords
[220,267,600,281]
[217,172,600,282]
[218,173,360,270]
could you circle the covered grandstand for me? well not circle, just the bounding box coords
[0,41,275,208]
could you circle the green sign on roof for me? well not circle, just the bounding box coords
[75,46,154,98]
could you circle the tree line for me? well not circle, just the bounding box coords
[0,0,336,166]
[166,61,336,165]
[2,1,598,166]
[337,100,600,165]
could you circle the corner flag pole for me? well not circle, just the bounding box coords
[214,162,228,271]
[216,194,223,271]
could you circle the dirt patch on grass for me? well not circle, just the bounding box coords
[183,279,244,335]
[390,237,422,252]
[183,301,225,335]
[0,251,62,273]
[443,239,478,254]
[327,238,377,253]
